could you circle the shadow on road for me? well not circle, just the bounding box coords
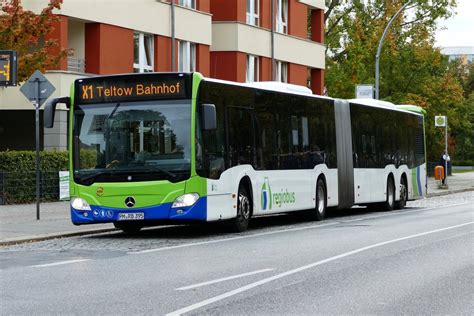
[85,206,421,241]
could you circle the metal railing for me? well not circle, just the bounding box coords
[67,57,86,73]
[0,171,64,205]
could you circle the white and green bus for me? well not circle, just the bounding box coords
[45,72,426,233]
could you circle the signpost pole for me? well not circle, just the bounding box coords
[34,78,41,220]
[445,117,448,186]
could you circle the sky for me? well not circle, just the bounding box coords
[435,0,474,47]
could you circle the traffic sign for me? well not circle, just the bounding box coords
[0,50,17,86]
[435,115,446,127]
[20,70,56,108]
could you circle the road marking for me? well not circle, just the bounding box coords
[166,221,473,316]
[30,259,90,268]
[175,269,274,291]
[129,201,471,255]
[128,222,339,254]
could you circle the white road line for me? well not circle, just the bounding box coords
[30,259,90,268]
[166,221,474,316]
[175,269,274,291]
[129,201,471,255]
[128,222,339,254]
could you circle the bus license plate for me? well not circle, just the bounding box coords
[118,213,144,221]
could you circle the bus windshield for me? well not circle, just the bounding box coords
[72,99,192,185]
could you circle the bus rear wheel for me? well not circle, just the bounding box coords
[395,177,407,210]
[382,178,395,212]
[114,222,143,234]
[229,185,251,232]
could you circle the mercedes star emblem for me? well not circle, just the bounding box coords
[125,196,135,208]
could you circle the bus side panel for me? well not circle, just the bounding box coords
[205,165,338,220]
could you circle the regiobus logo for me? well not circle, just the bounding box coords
[261,177,296,210]
[261,177,272,210]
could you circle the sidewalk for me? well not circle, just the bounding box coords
[1,172,473,246]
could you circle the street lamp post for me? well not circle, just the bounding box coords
[375,1,412,100]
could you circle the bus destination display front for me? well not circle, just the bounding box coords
[75,73,191,104]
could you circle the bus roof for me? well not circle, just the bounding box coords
[204,77,333,100]
[396,104,427,115]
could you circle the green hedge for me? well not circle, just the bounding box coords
[452,160,474,167]
[0,151,69,204]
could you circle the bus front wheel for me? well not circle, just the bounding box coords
[229,185,251,232]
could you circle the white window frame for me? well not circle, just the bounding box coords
[178,40,196,72]
[179,0,195,9]
[275,60,287,82]
[276,0,288,34]
[246,0,259,26]
[246,54,259,83]
[134,32,154,73]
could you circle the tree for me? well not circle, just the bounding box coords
[0,0,69,82]
[322,0,473,161]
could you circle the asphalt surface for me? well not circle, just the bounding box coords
[0,192,473,315]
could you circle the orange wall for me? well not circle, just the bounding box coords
[260,56,272,81]
[155,35,172,72]
[210,0,245,22]
[85,23,134,74]
[260,0,271,29]
[311,68,324,95]
[288,0,307,39]
[197,44,210,76]
[47,15,68,70]
[210,51,246,82]
[197,0,211,13]
[311,9,324,43]
[288,63,307,86]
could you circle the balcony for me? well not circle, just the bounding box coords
[67,58,86,73]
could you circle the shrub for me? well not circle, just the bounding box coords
[0,150,69,204]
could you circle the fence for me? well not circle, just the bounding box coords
[0,171,65,205]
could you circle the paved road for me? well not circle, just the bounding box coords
[1,192,473,315]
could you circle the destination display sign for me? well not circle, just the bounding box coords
[75,73,192,104]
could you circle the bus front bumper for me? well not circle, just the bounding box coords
[70,197,207,225]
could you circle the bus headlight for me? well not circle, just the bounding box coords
[172,193,199,208]
[71,197,91,211]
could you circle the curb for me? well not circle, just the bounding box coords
[426,187,474,198]
[0,228,117,247]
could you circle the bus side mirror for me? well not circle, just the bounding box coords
[44,97,70,128]
[202,104,216,130]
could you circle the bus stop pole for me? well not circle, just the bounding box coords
[445,117,448,186]
[34,78,41,220]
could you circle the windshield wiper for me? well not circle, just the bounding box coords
[74,171,113,185]
[126,165,178,180]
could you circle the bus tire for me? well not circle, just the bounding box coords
[229,185,251,232]
[114,221,143,234]
[395,176,407,210]
[303,178,326,221]
[382,178,395,212]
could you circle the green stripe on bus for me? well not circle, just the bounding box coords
[411,168,419,197]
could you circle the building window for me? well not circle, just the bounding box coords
[246,55,259,82]
[275,61,287,82]
[246,0,259,26]
[178,40,196,72]
[276,0,288,34]
[179,0,195,9]
[134,32,154,73]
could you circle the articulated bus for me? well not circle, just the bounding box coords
[45,72,426,233]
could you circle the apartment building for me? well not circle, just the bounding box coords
[0,0,325,151]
